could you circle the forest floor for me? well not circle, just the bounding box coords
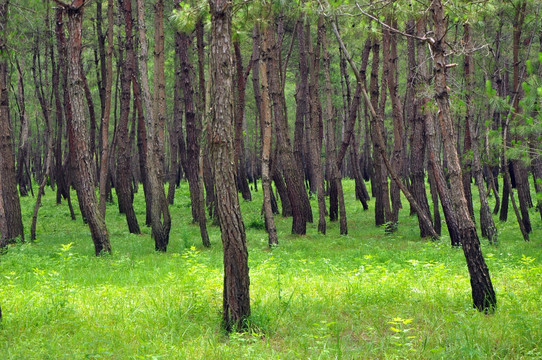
[1,180,541,359]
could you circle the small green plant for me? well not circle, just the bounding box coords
[388,317,416,351]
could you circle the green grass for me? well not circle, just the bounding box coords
[1,180,542,359]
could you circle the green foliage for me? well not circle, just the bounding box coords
[1,180,542,359]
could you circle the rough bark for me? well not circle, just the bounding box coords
[98,0,114,216]
[116,0,140,234]
[308,16,326,234]
[323,25,347,235]
[176,2,210,247]
[259,24,278,246]
[63,1,111,255]
[136,0,171,251]
[464,23,496,242]
[0,0,24,246]
[406,18,433,238]
[386,19,404,227]
[266,18,312,234]
[233,39,252,201]
[431,0,496,311]
[209,0,250,331]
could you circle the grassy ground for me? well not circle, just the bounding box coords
[1,180,541,359]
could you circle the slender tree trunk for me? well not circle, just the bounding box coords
[259,24,278,246]
[116,0,140,234]
[464,23,497,243]
[266,18,312,234]
[369,39,391,227]
[431,0,496,311]
[0,0,24,248]
[406,18,433,238]
[176,1,210,247]
[64,1,111,255]
[98,0,114,216]
[153,0,166,174]
[308,16,326,234]
[233,39,252,201]
[323,25,347,235]
[136,0,171,251]
[30,20,55,240]
[386,18,404,227]
[208,0,250,331]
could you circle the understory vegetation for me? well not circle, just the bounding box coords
[1,180,541,359]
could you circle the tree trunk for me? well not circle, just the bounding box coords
[176,1,210,247]
[463,23,497,243]
[369,39,390,227]
[115,0,141,234]
[323,25,347,235]
[208,0,250,331]
[308,16,326,234]
[386,18,404,227]
[136,0,171,251]
[431,0,496,312]
[153,0,166,174]
[64,1,111,255]
[259,24,278,246]
[266,18,312,234]
[406,18,433,238]
[233,39,252,201]
[98,0,114,217]
[0,0,24,246]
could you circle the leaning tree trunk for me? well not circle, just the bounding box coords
[63,1,111,255]
[0,0,24,247]
[430,0,496,312]
[136,0,171,251]
[208,0,250,331]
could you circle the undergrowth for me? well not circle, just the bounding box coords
[1,180,541,359]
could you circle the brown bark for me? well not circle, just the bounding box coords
[259,24,278,246]
[430,0,496,311]
[116,0,140,234]
[0,0,24,246]
[196,18,216,220]
[386,18,404,226]
[30,23,56,241]
[98,0,114,216]
[329,15,438,240]
[369,39,391,226]
[63,1,111,255]
[464,23,497,243]
[176,0,210,247]
[136,0,171,251]
[308,16,326,234]
[266,18,312,234]
[209,0,250,331]
[323,25,347,235]
[153,0,166,173]
[233,39,252,201]
[406,18,433,238]
[15,59,32,197]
